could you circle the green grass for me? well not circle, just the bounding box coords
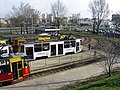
[59,29,80,35]
[72,73,120,90]
[60,29,102,38]
[108,37,120,42]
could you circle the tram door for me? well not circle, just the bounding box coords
[76,42,80,52]
[58,44,63,55]
[26,47,33,59]
[12,62,18,80]
[12,61,23,80]
[51,45,56,56]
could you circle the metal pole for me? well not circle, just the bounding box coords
[59,56,61,63]
[32,16,33,34]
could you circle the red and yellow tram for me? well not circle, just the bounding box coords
[0,54,30,85]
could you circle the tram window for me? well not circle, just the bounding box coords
[76,42,79,46]
[64,41,70,48]
[0,65,10,74]
[19,70,23,77]
[18,61,22,69]
[1,60,5,64]
[0,69,3,74]
[71,41,75,47]
[2,50,7,53]
[9,47,13,53]
[34,44,42,52]
[0,60,9,65]
[0,50,2,54]
[43,43,49,51]
[0,69,4,74]
[20,45,24,53]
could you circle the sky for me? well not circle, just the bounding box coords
[0,0,120,19]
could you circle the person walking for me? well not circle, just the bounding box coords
[88,44,91,50]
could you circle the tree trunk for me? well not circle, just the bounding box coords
[108,66,112,77]
[10,25,12,34]
[96,20,101,34]
[20,24,23,34]
[57,19,60,29]
[96,24,99,34]
[93,18,96,34]
[26,24,28,34]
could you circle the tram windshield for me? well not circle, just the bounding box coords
[0,50,7,54]
[0,65,10,74]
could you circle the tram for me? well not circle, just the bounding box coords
[9,37,26,53]
[20,39,82,60]
[0,44,13,58]
[38,33,51,41]
[0,40,8,44]
[0,53,30,85]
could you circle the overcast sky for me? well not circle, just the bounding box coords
[0,0,120,19]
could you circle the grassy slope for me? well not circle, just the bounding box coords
[72,73,120,90]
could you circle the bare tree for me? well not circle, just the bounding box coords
[69,13,81,25]
[7,2,40,34]
[96,37,120,77]
[89,0,110,34]
[51,0,67,28]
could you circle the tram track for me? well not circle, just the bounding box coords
[28,56,104,80]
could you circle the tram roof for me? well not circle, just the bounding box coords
[0,58,9,61]
[21,39,82,45]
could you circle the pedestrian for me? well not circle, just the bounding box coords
[88,44,91,50]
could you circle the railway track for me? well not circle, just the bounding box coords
[29,56,103,80]
[61,33,92,45]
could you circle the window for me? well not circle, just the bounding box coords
[0,65,10,74]
[20,45,24,53]
[64,41,70,48]
[0,60,9,65]
[43,43,49,51]
[71,41,75,47]
[34,44,42,52]
[76,42,79,46]
[2,50,7,53]
[0,50,2,54]
[9,47,13,53]
[18,61,22,69]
